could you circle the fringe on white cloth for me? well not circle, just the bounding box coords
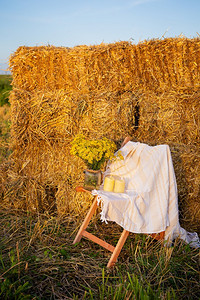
[92,141,200,248]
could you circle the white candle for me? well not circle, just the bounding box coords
[114,179,125,193]
[103,176,115,192]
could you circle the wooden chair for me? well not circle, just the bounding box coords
[73,186,165,268]
[73,137,165,268]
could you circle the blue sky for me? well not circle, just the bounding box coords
[0,0,200,73]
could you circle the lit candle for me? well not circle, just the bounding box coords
[114,179,125,193]
[103,176,115,192]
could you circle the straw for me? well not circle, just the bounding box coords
[1,37,199,232]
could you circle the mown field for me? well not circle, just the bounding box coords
[0,75,199,299]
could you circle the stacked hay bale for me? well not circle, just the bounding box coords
[1,37,199,232]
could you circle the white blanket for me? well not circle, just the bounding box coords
[92,142,200,248]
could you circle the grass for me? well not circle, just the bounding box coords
[0,105,11,163]
[0,75,12,106]
[0,75,12,163]
[0,210,199,299]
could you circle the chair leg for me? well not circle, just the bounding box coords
[107,229,130,268]
[73,196,98,244]
[150,231,165,240]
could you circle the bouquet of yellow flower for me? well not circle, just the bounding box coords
[70,134,117,170]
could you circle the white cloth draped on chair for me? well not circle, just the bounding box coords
[92,141,200,248]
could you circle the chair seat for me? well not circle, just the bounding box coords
[73,186,165,268]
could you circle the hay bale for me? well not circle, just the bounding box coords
[1,37,199,232]
[170,143,200,232]
[7,87,136,214]
[134,88,200,145]
[9,38,200,93]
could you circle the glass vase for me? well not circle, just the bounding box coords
[83,169,102,191]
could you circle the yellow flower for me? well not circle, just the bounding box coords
[70,134,117,170]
